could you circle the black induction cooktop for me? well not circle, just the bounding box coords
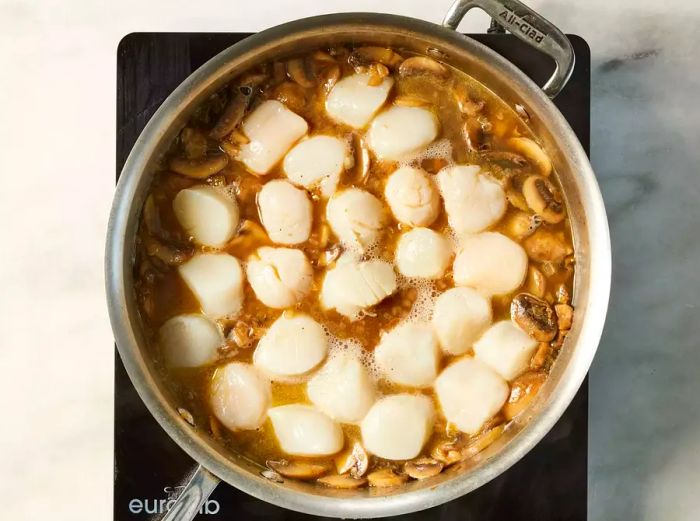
[115,31,590,521]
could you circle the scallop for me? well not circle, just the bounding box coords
[239,100,308,175]
[159,314,222,368]
[374,323,439,388]
[325,73,394,128]
[473,320,538,380]
[172,185,239,247]
[361,394,434,460]
[326,188,386,251]
[268,404,344,456]
[258,180,312,245]
[210,362,271,431]
[395,228,452,279]
[246,247,312,308]
[434,357,509,435]
[384,166,439,227]
[283,135,348,197]
[367,106,438,160]
[253,313,328,380]
[431,287,492,355]
[178,253,244,317]
[320,259,397,319]
[307,352,377,422]
[436,165,506,234]
[453,232,528,295]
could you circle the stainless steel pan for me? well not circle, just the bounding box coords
[106,0,611,518]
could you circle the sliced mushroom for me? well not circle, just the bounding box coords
[335,442,369,478]
[530,341,550,370]
[169,152,229,179]
[404,458,444,480]
[312,50,336,63]
[270,81,307,113]
[349,46,403,68]
[367,468,408,488]
[238,70,269,88]
[461,424,505,459]
[555,303,574,331]
[398,56,449,78]
[286,58,315,88]
[555,283,571,304]
[503,372,546,420]
[514,103,530,121]
[480,150,527,169]
[181,127,208,159]
[394,95,431,107]
[351,134,371,184]
[503,175,530,212]
[431,438,465,466]
[261,469,284,483]
[142,195,164,239]
[143,235,191,266]
[507,137,552,177]
[522,175,565,224]
[452,83,485,116]
[463,118,484,151]
[551,329,569,349]
[227,321,257,349]
[523,230,572,263]
[367,62,390,86]
[228,219,270,250]
[317,244,343,268]
[511,293,558,342]
[266,459,331,480]
[525,266,547,298]
[177,407,195,426]
[209,85,253,140]
[318,63,341,93]
[317,474,368,489]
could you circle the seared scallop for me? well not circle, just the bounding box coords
[159,314,222,368]
[395,228,452,279]
[268,404,344,456]
[254,314,328,380]
[384,166,439,227]
[258,180,312,245]
[374,322,439,388]
[325,73,393,128]
[436,165,506,234]
[172,185,239,247]
[320,258,397,319]
[435,357,509,434]
[246,247,312,308]
[361,394,434,460]
[431,287,492,355]
[239,100,308,175]
[326,188,386,251]
[453,232,528,296]
[307,352,377,422]
[367,106,438,160]
[210,362,271,431]
[283,135,348,197]
[178,253,244,317]
[473,320,538,380]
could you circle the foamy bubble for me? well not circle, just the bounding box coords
[322,330,382,382]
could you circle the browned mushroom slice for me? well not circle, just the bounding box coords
[312,50,336,63]
[404,458,444,480]
[266,459,331,480]
[555,303,574,331]
[348,46,403,68]
[367,468,408,488]
[511,293,558,342]
[525,266,547,298]
[480,150,528,169]
[169,152,229,179]
[522,175,565,224]
[394,95,430,108]
[551,329,569,349]
[367,62,390,86]
[461,424,505,459]
[143,235,191,266]
[181,127,208,159]
[286,58,316,88]
[351,133,370,184]
[335,441,369,478]
[209,85,254,140]
[523,229,572,263]
[503,372,547,420]
[555,283,571,304]
[431,437,466,466]
[529,341,550,370]
[504,212,541,241]
[270,81,307,113]
[507,137,552,177]
[463,118,484,151]
[318,63,341,93]
[317,474,368,489]
[398,56,449,78]
[228,219,270,251]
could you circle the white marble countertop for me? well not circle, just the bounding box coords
[1,0,698,519]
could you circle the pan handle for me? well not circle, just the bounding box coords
[161,465,220,521]
[442,0,574,98]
